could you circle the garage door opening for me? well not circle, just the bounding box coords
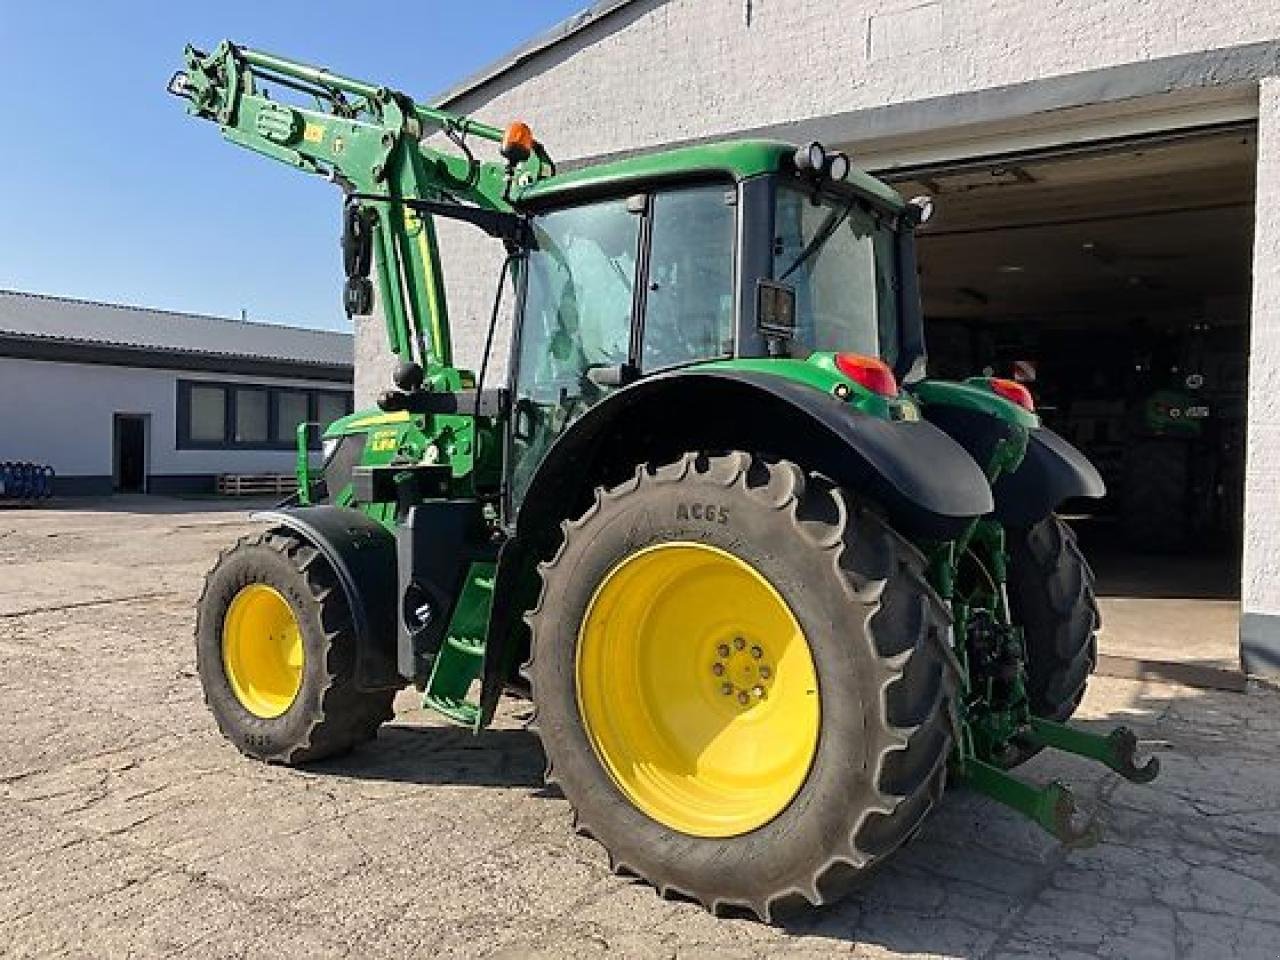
[887,125,1257,675]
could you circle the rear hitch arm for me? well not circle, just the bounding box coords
[956,719,1158,847]
[959,759,1102,849]
[1026,717,1160,784]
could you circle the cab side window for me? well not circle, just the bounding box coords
[641,185,736,371]
[509,199,639,506]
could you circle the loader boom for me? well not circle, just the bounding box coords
[171,41,549,377]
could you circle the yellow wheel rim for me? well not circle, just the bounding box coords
[576,542,820,837]
[221,584,304,719]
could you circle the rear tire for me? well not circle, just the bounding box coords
[526,452,959,920]
[195,531,396,764]
[1004,516,1099,765]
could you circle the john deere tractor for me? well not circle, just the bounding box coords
[176,42,1157,920]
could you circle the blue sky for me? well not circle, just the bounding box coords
[0,2,587,331]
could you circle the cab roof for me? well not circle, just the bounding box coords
[516,138,905,211]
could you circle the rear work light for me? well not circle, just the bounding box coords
[989,377,1035,411]
[834,353,899,397]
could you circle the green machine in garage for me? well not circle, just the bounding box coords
[176,42,1157,920]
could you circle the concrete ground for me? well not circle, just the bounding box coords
[1085,530,1243,678]
[2,498,1279,959]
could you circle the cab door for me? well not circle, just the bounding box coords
[636,184,737,373]
[507,196,643,510]
[505,181,738,515]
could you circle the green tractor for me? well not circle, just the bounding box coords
[176,43,1157,920]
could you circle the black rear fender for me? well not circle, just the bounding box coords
[515,368,993,541]
[992,426,1105,527]
[920,403,1105,526]
[477,368,993,725]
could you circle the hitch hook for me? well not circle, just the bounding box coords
[959,759,1102,848]
[1028,718,1160,784]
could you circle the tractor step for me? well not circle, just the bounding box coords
[957,721,1158,847]
[421,564,495,729]
[423,634,483,726]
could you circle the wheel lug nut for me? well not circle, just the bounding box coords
[737,691,750,705]
[752,685,765,699]
[733,637,746,651]
[721,682,734,696]
[758,665,771,679]
[711,663,725,676]
[750,645,763,659]
[717,644,730,657]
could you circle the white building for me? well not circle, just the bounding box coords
[0,289,352,495]
[350,0,1280,672]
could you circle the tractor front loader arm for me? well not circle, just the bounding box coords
[171,41,548,378]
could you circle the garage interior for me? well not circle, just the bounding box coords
[884,125,1257,677]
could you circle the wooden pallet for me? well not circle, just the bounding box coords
[216,474,299,497]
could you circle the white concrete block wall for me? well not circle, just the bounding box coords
[354,300,400,407]
[446,0,1280,161]
[373,0,1280,394]
[354,227,514,407]
[0,357,347,480]
[1242,77,1280,668]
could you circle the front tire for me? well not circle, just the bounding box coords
[195,531,396,764]
[526,452,959,920]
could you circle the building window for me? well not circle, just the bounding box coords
[316,392,350,429]
[189,385,227,442]
[177,380,353,450]
[234,388,269,443]
[274,391,309,443]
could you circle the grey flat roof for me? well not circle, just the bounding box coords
[434,0,641,107]
[0,289,352,370]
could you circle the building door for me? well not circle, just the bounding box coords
[881,123,1255,675]
[113,414,147,493]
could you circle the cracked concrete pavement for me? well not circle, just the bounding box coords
[2,498,1279,958]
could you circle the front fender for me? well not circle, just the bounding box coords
[252,506,402,690]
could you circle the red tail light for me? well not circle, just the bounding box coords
[834,353,899,397]
[989,377,1035,411]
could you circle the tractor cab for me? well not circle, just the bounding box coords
[506,139,927,507]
